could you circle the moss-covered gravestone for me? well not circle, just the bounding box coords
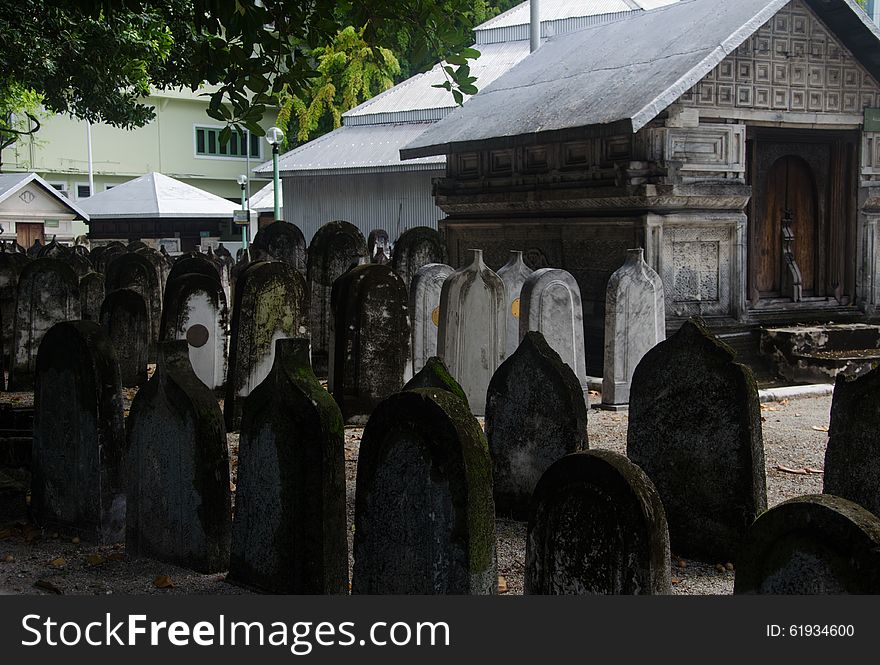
[224,260,308,431]
[391,226,446,288]
[352,389,496,594]
[0,248,29,367]
[403,356,469,406]
[525,451,671,595]
[486,332,588,517]
[627,318,766,561]
[329,263,410,424]
[252,221,307,276]
[126,340,231,573]
[79,272,105,323]
[823,366,880,518]
[105,251,162,353]
[32,321,126,542]
[306,221,367,376]
[166,253,221,288]
[100,288,149,388]
[734,495,880,594]
[228,338,347,594]
[9,258,80,391]
[93,243,126,275]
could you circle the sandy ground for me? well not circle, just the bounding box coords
[0,392,831,596]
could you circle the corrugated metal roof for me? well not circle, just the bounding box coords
[475,0,635,30]
[402,0,880,158]
[248,180,281,212]
[475,11,638,44]
[253,123,444,176]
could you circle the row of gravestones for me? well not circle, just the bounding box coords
[27,316,880,594]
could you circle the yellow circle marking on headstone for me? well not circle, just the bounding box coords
[431,307,440,326]
[511,298,521,318]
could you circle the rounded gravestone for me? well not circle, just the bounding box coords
[409,263,453,375]
[0,249,29,365]
[105,251,161,352]
[497,250,533,360]
[734,494,880,594]
[391,226,446,288]
[403,356,469,407]
[525,450,671,595]
[486,331,588,517]
[79,272,105,323]
[252,221,307,276]
[100,288,149,388]
[228,339,348,594]
[352,389,496,594]
[166,253,221,289]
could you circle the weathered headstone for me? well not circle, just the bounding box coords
[0,249,29,367]
[525,450,671,595]
[497,251,534,359]
[329,263,410,424]
[306,220,367,375]
[126,340,231,573]
[602,249,665,409]
[100,289,150,388]
[823,365,880,518]
[224,260,308,430]
[105,251,161,350]
[27,239,42,258]
[79,272,105,323]
[161,273,228,392]
[734,494,880,594]
[520,268,588,395]
[409,263,453,375]
[31,321,125,542]
[486,331,588,517]
[391,226,446,288]
[253,221,307,276]
[93,242,126,275]
[167,252,221,287]
[367,229,390,263]
[437,249,505,416]
[403,356,469,406]
[228,338,347,594]
[8,258,80,391]
[352,389,496,594]
[627,318,767,561]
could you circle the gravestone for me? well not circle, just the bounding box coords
[93,242,126,275]
[100,289,150,388]
[823,365,880,518]
[228,338,347,594]
[306,220,367,375]
[133,245,169,306]
[253,221,307,276]
[40,240,92,278]
[602,249,665,409]
[161,273,228,391]
[497,251,534,359]
[8,258,80,391]
[167,252,221,287]
[525,450,671,595]
[79,272,105,323]
[403,356,469,406]
[627,318,767,561]
[734,495,880,594]
[126,340,231,573]
[391,226,446,288]
[409,263,453,375]
[31,321,125,542]
[224,260,308,431]
[486,332,588,517]
[105,251,161,351]
[27,239,42,258]
[437,249,506,416]
[520,268,588,395]
[367,229,390,263]
[329,264,410,424]
[0,249,29,366]
[352,389,496,594]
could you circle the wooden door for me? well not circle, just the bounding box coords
[16,222,44,248]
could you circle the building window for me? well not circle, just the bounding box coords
[75,183,91,199]
[47,182,68,198]
[45,219,60,228]
[195,126,261,159]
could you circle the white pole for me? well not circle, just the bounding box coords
[86,121,95,196]
[530,0,540,53]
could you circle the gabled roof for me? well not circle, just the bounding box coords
[0,172,89,219]
[401,0,880,159]
[78,172,238,219]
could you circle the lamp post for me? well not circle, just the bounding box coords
[237,174,249,249]
[266,126,284,223]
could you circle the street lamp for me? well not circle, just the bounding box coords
[265,126,284,223]
[237,174,248,249]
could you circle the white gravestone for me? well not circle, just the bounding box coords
[410,263,454,375]
[497,250,533,359]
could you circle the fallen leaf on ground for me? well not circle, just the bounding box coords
[776,465,808,475]
[85,554,105,566]
[49,557,66,568]
[806,467,824,475]
[34,580,63,595]
[3,554,14,563]
[671,577,681,585]
[497,576,508,594]
[760,404,780,412]
[153,575,175,589]
[811,425,829,432]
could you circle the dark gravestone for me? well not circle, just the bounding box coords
[525,450,672,595]
[824,365,880,518]
[252,221,307,276]
[36,237,65,259]
[31,321,126,542]
[224,260,308,431]
[9,258,80,391]
[486,331,588,517]
[100,289,149,388]
[94,243,127,275]
[134,245,170,300]
[391,226,446,288]
[352,389,496,594]
[627,318,767,561]
[734,494,880,594]
[126,341,231,573]
[403,356,469,406]
[306,221,367,375]
[0,249,29,367]
[329,264,410,424]
[229,338,348,594]
[105,251,161,351]
[89,245,107,270]
[27,239,42,258]
[167,253,221,288]
[367,229,389,263]
[79,272,105,323]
